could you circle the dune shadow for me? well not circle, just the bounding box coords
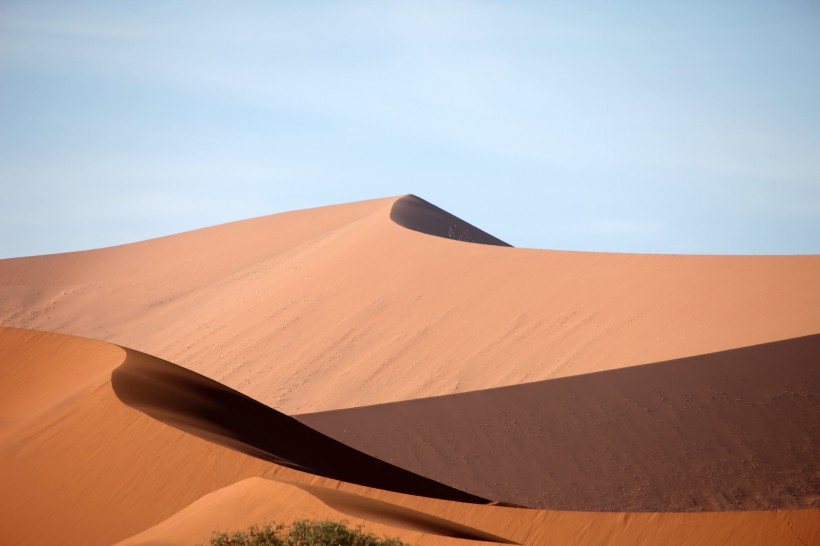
[286,481,519,543]
[390,194,512,247]
[298,333,820,512]
[110,349,489,505]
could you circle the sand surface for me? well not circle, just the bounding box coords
[1,195,819,413]
[2,327,817,546]
[299,334,820,511]
[1,195,818,545]
[111,344,486,504]
[0,327,489,545]
[117,477,820,546]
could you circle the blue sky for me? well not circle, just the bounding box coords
[1,1,819,257]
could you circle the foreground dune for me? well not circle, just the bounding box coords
[115,478,512,546]
[0,327,492,545]
[1,327,817,546]
[1,195,819,413]
[117,477,820,546]
[0,327,279,545]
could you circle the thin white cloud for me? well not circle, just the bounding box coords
[1,1,818,255]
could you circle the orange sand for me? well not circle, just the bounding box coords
[1,195,818,413]
[1,327,817,546]
[299,334,820,511]
[1,195,818,545]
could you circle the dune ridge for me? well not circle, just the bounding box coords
[1,195,818,414]
[299,334,820,512]
[114,478,514,546]
[390,194,512,246]
[284,482,516,543]
[118,476,820,546]
[0,327,280,545]
[111,346,488,504]
[0,327,503,545]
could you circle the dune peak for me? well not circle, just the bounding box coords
[390,195,512,247]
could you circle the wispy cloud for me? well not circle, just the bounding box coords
[1,1,819,256]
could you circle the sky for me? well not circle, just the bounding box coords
[1,1,819,257]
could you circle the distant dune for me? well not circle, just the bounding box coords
[1,195,818,545]
[1,195,818,414]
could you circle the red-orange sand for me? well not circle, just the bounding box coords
[1,196,818,414]
[299,334,820,511]
[1,195,818,545]
[1,327,817,546]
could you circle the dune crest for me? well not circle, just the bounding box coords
[390,194,512,246]
[115,478,514,546]
[111,347,487,504]
[117,476,820,546]
[0,327,496,545]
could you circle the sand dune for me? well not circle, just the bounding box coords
[3,326,818,545]
[114,478,510,546]
[1,195,818,413]
[299,334,820,511]
[0,326,122,438]
[0,327,486,544]
[117,477,820,546]
[1,194,819,545]
[0,327,279,545]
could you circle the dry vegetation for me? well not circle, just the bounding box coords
[207,519,408,546]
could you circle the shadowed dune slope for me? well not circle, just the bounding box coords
[298,334,820,512]
[390,194,512,246]
[111,347,487,504]
[1,195,819,413]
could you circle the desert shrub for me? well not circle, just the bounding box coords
[209,523,284,546]
[208,519,408,546]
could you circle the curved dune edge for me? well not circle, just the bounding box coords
[116,478,517,546]
[111,346,488,505]
[0,327,502,545]
[1,196,819,414]
[0,326,123,438]
[298,334,820,512]
[389,194,512,247]
[116,477,820,546]
[0,327,280,545]
[286,481,517,543]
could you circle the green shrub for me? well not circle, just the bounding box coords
[207,519,409,546]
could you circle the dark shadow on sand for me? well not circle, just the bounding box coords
[111,351,490,506]
[390,194,512,247]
